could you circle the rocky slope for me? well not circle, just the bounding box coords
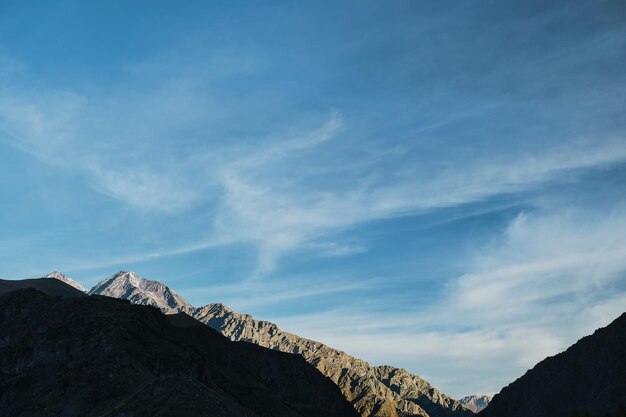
[0,281,358,417]
[373,366,470,417]
[479,313,626,417]
[459,396,491,413]
[45,271,88,292]
[89,271,192,312]
[89,271,472,417]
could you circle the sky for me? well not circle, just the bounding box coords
[1,0,625,398]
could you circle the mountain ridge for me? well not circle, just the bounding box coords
[77,270,473,417]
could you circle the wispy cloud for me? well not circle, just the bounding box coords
[2,42,626,274]
[211,135,626,275]
[271,204,626,397]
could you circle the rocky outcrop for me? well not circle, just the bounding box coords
[479,313,626,417]
[88,271,192,312]
[459,396,491,413]
[0,283,358,417]
[45,271,88,292]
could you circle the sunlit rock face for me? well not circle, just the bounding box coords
[88,271,192,312]
[192,302,473,417]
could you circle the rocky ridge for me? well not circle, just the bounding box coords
[83,271,473,417]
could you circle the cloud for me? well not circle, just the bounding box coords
[211,135,626,275]
[2,48,626,274]
[86,163,201,213]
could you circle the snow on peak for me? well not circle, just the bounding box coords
[88,271,192,311]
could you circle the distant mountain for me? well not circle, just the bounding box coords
[88,271,192,312]
[45,271,88,292]
[479,313,626,417]
[459,396,491,413]
[0,280,358,417]
[89,271,472,417]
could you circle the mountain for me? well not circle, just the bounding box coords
[479,313,626,417]
[45,271,88,292]
[0,280,358,417]
[89,271,192,312]
[90,271,472,417]
[459,396,491,413]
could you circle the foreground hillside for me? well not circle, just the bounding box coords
[0,279,358,417]
[479,313,626,417]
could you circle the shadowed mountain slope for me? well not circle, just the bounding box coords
[479,313,626,417]
[0,284,358,417]
[0,277,87,298]
[89,271,472,417]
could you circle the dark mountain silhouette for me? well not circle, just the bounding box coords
[0,277,87,298]
[0,279,358,417]
[479,313,626,417]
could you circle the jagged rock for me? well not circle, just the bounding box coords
[0,282,358,417]
[479,313,626,417]
[45,271,88,292]
[458,396,492,413]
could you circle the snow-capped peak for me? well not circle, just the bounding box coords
[88,271,192,312]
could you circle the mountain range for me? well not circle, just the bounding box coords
[4,270,625,416]
[86,271,475,417]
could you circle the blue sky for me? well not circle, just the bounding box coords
[1,0,626,397]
